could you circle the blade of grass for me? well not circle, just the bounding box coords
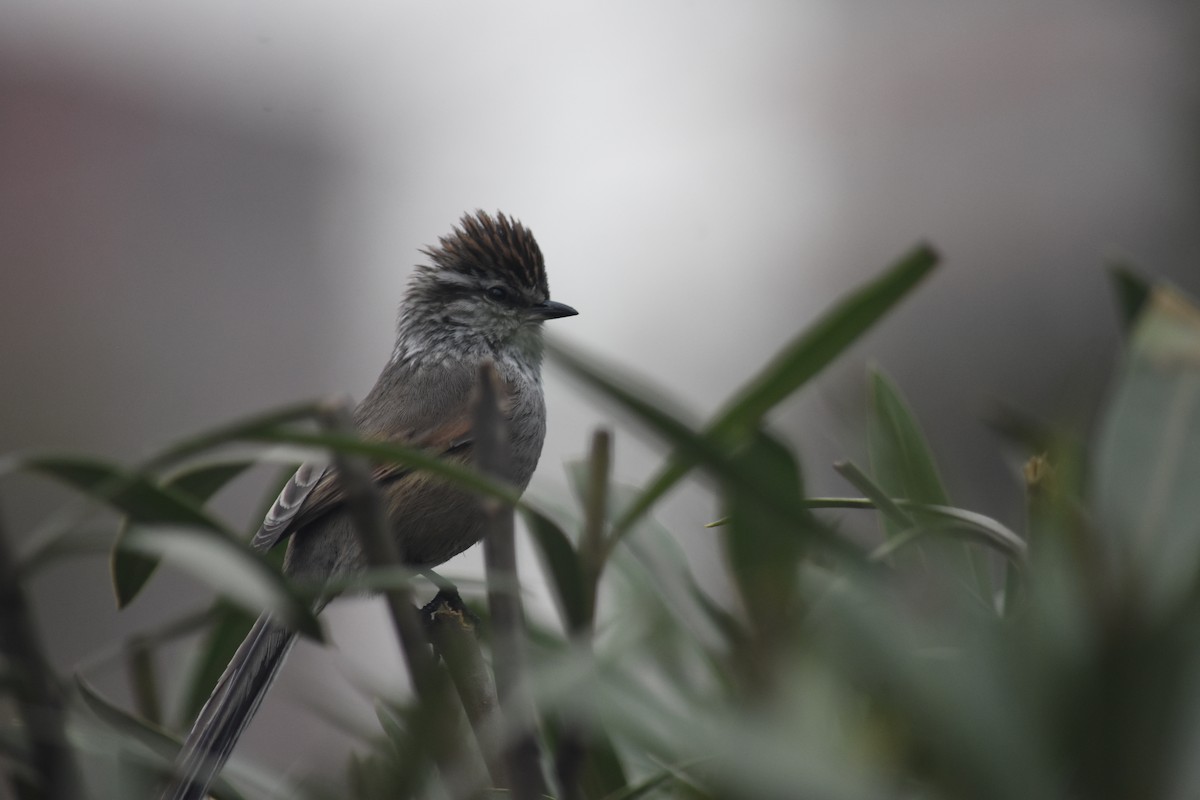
[75,677,248,800]
[597,242,939,537]
[546,340,861,564]
[0,500,79,800]
[524,509,590,634]
[832,460,913,531]
[120,526,321,639]
[112,459,257,607]
[1107,261,1152,333]
[867,368,993,599]
[710,498,1026,565]
[1092,286,1200,613]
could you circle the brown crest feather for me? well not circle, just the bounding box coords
[420,210,547,294]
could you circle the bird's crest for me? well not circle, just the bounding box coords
[420,211,547,294]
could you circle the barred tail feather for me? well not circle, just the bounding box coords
[161,615,297,800]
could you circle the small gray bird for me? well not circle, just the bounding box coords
[162,211,576,800]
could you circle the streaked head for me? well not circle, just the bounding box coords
[401,211,576,352]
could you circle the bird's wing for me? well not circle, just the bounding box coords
[247,398,481,553]
[283,412,476,537]
[249,460,328,552]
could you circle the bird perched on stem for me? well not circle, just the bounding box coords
[161,211,577,800]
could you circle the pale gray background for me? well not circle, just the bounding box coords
[2,0,1199,787]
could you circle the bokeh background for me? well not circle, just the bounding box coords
[3,0,1199,787]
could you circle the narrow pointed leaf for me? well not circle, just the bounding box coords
[1108,262,1153,333]
[867,368,992,597]
[2,454,245,606]
[139,400,327,472]
[176,602,257,726]
[75,677,248,800]
[164,460,256,504]
[866,368,951,518]
[15,455,234,532]
[1092,286,1200,611]
[723,432,809,636]
[602,242,938,534]
[113,459,256,607]
[524,509,589,633]
[546,341,859,561]
[120,527,320,640]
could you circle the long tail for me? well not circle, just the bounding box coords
[160,615,297,800]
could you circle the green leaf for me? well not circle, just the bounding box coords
[164,459,256,504]
[12,455,235,532]
[599,768,674,800]
[576,729,630,799]
[715,498,1026,565]
[545,341,859,562]
[867,368,952,515]
[722,432,809,636]
[1108,262,1153,333]
[598,242,938,536]
[176,602,257,726]
[120,526,321,640]
[808,583,1061,800]
[524,509,590,633]
[832,460,914,531]
[720,243,940,435]
[113,459,256,608]
[867,368,992,598]
[0,453,247,606]
[1092,286,1200,612]
[74,677,249,800]
[139,400,328,472]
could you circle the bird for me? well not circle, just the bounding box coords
[161,210,577,800]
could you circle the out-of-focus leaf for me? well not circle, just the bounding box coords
[544,714,631,800]
[374,702,409,755]
[314,566,489,599]
[176,602,256,727]
[164,459,256,504]
[18,527,114,574]
[3,454,236,587]
[1108,262,1153,333]
[113,459,256,608]
[832,460,914,531]
[607,482,733,658]
[598,242,938,534]
[809,583,1062,800]
[867,368,952,517]
[0,453,246,605]
[867,368,992,598]
[601,768,673,800]
[8,456,232,531]
[713,497,1027,566]
[139,400,327,472]
[535,653,888,800]
[719,243,939,436]
[577,728,630,800]
[524,509,589,633]
[723,432,809,641]
[120,527,320,640]
[546,341,860,562]
[1092,287,1200,611]
[74,677,248,800]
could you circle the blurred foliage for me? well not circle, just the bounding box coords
[5,253,1200,800]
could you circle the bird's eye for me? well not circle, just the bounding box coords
[486,286,510,302]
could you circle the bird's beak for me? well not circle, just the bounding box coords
[530,300,579,320]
